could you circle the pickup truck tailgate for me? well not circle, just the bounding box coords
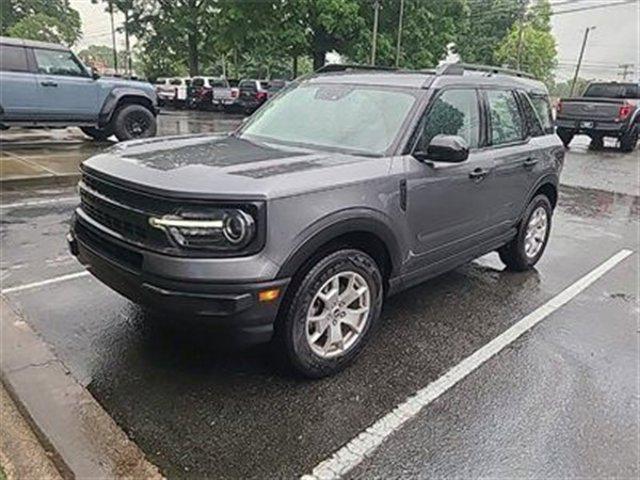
[559,98,623,120]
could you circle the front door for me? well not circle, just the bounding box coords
[31,47,99,122]
[404,88,497,272]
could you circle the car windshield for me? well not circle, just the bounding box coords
[584,83,638,99]
[239,84,417,155]
[192,78,205,87]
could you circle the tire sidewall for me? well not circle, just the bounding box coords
[515,195,553,268]
[113,104,157,141]
[281,249,383,378]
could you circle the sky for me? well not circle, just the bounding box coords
[71,0,639,82]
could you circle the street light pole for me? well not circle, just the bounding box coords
[395,0,405,68]
[570,26,595,96]
[371,0,380,66]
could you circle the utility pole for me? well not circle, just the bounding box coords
[370,0,380,66]
[395,0,405,68]
[516,0,528,70]
[124,9,131,77]
[108,0,118,74]
[570,26,595,96]
[618,63,633,80]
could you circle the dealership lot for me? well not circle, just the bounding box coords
[1,114,638,479]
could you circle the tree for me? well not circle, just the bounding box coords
[77,44,128,70]
[3,0,82,46]
[496,0,557,83]
[455,0,522,65]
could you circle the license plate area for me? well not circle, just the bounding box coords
[580,121,594,129]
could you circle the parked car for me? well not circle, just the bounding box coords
[169,77,191,107]
[0,36,158,141]
[556,82,639,152]
[267,79,288,99]
[68,63,563,377]
[236,79,269,113]
[210,78,239,111]
[154,77,174,106]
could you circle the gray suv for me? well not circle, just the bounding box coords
[0,36,158,141]
[68,63,564,377]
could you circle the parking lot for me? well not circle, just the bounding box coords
[1,110,638,479]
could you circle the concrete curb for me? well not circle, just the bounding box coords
[0,296,163,479]
[0,173,80,190]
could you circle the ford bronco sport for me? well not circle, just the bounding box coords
[0,36,158,141]
[68,63,564,377]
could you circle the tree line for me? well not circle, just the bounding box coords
[2,0,558,85]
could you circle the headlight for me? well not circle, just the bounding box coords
[149,209,256,251]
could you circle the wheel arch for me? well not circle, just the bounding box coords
[527,175,559,211]
[99,88,156,127]
[276,216,403,292]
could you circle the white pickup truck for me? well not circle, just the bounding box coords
[211,78,238,110]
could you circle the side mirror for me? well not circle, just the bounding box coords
[91,68,100,80]
[414,134,469,163]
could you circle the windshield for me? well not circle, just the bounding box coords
[240,84,417,155]
[584,83,639,99]
[192,78,205,87]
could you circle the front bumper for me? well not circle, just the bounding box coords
[68,214,289,330]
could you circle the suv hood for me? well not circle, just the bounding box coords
[81,134,392,200]
[98,76,155,93]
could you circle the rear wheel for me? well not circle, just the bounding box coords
[274,249,384,378]
[556,128,574,148]
[620,124,638,153]
[80,126,112,141]
[112,104,157,141]
[499,195,552,271]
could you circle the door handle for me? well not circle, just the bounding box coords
[469,167,489,181]
[523,157,539,168]
[40,81,58,87]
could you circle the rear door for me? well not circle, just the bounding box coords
[482,88,543,230]
[404,88,497,268]
[0,43,40,120]
[32,47,99,121]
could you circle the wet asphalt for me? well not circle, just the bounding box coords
[0,111,638,479]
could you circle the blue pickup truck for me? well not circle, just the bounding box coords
[0,36,158,141]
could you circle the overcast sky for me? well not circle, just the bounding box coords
[71,0,639,82]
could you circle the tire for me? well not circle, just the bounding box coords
[620,124,638,153]
[556,128,574,148]
[499,195,553,271]
[80,126,112,141]
[274,249,384,378]
[112,104,157,141]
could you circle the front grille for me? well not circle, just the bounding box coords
[80,190,147,242]
[76,221,143,271]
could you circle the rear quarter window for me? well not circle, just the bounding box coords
[0,45,30,72]
[526,92,554,135]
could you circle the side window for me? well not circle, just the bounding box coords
[0,45,30,72]
[487,89,525,145]
[528,93,554,135]
[33,48,87,77]
[518,91,544,137]
[417,89,480,151]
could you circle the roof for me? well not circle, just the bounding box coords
[307,63,547,93]
[0,35,68,51]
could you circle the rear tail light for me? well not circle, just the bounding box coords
[256,91,267,101]
[556,100,562,115]
[618,102,632,121]
[231,88,238,98]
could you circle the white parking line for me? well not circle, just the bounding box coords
[0,196,78,210]
[1,270,90,294]
[302,248,634,480]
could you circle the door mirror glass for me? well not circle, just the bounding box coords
[91,67,100,80]
[416,134,469,163]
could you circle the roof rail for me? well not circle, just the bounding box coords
[436,62,537,80]
[315,63,398,74]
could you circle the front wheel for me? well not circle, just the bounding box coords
[112,104,157,141]
[274,249,384,378]
[499,195,553,271]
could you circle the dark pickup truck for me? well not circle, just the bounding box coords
[556,82,639,152]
